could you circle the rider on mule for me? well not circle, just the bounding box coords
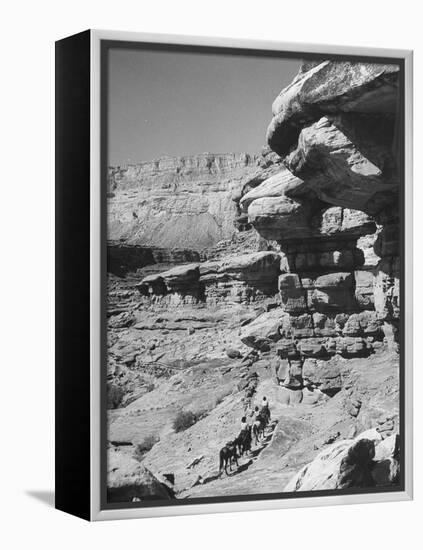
[260,396,270,424]
[236,416,252,456]
[251,406,261,430]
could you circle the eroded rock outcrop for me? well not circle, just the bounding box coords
[107,448,173,502]
[267,61,399,165]
[107,243,203,276]
[284,429,400,492]
[136,251,281,306]
[238,60,400,394]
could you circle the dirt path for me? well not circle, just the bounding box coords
[179,410,298,498]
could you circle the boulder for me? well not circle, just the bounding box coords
[355,270,375,309]
[285,432,379,492]
[304,272,356,313]
[357,233,381,268]
[226,347,241,359]
[212,251,281,295]
[240,168,303,211]
[284,118,397,216]
[240,310,285,351]
[201,251,282,302]
[355,428,382,445]
[278,386,303,405]
[290,314,315,339]
[371,457,400,486]
[374,433,399,462]
[275,340,299,358]
[297,339,327,358]
[302,357,343,395]
[136,273,167,296]
[371,433,400,486]
[342,311,383,338]
[302,386,326,405]
[216,251,280,276]
[247,194,313,242]
[276,359,290,381]
[279,273,307,314]
[267,61,399,160]
[312,313,337,338]
[107,450,173,502]
[160,264,200,291]
[312,206,376,239]
[282,359,303,389]
[336,336,371,357]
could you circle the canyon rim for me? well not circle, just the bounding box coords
[105,46,403,505]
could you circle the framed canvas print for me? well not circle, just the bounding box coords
[55,29,413,521]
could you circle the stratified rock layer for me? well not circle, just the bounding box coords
[267,61,399,165]
[136,251,281,306]
[108,152,281,252]
[239,60,401,390]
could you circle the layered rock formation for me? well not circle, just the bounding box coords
[237,60,401,398]
[108,151,282,253]
[107,244,202,277]
[107,150,284,274]
[136,251,281,306]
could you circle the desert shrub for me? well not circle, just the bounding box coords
[214,386,233,407]
[172,410,198,433]
[107,383,125,409]
[133,435,159,460]
[213,394,226,408]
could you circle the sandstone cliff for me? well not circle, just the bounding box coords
[243,61,400,378]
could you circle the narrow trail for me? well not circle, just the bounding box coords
[188,419,279,490]
[228,419,279,477]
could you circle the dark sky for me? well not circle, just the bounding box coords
[108,47,300,166]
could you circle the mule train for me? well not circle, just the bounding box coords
[219,398,271,475]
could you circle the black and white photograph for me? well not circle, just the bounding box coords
[104,43,405,506]
[2,0,422,544]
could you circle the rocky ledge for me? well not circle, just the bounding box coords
[244,60,400,350]
[136,251,281,306]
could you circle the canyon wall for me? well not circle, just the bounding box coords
[237,60,401,397]
[107,150,283,274]
[108,151,282,252]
